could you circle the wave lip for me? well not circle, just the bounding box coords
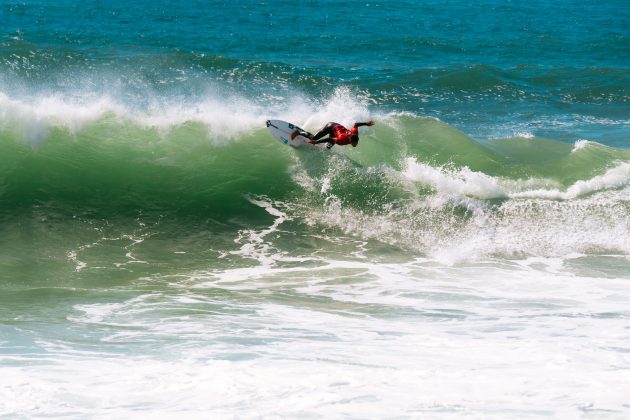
[402,154,630,202]
[0,91,269,144]
[0,92,123,145]
[402,157,506,200]
[510,163,630,200]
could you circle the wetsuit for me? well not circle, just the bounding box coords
[308,122,369,148]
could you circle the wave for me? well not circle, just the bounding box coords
[306,158,630,262]
[1,90,629,259]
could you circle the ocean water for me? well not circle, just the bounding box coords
[1,0,630,417]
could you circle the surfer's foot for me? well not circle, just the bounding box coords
[291,130,300,140]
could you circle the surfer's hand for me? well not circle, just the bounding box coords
[366,120,375,126]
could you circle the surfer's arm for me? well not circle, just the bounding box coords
[353,120,375,129]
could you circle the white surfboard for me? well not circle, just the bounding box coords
[266,119,313,148]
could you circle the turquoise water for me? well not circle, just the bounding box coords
[1,0,630,417]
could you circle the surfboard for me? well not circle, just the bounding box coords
[266,119,313,148]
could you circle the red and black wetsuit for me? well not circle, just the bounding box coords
[308,122,364,148]
[330,124,358,145]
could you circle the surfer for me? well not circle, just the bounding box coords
[291,120,375,149]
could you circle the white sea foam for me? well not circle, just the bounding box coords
[0,86,375,145]
[514,131,535,139]
[402,157,506,199]
[301,157,630,263]
[571,139,591,152]
[300,86,372,133]
[4,258,630,418]
[510,162,630,200]
[0,92,124,145]
[229,195,292,266]
[0,90,264,143]
[402,157,630,201]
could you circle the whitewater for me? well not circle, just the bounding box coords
[2,0,630,418]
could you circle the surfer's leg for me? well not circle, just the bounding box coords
[311,122,337,141]
[291,127,314,140]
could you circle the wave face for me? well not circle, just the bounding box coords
[2,90,629,262]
